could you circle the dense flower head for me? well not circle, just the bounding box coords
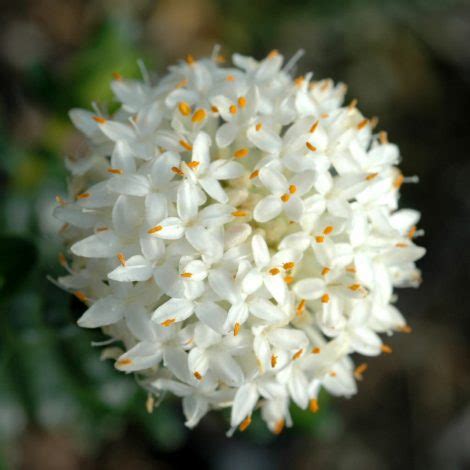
[56,49,425,434]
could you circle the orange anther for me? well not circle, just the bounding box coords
[161,318,176,327]
[238,96,247,108]
[234,148,249,158]
[239,415,252,431]
[309,399,319,413]
[306,142,317,152]
[192,108,206,123]
[178,102,191,116]
[321,293,330,303]
[147,225,163,234]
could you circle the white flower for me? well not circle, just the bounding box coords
[56,49,425,435]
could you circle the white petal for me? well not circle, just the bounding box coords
[154,217,185,240]
[248,298,285,323]
[216,122,239,148]
[210,352,244,387]
[177,180,198,223]
[77,296,125,328]
[71,230,120,258]
[230,383,259,427]
[293,278,325,300]
[253,195,283,223]
[108,255,153,282]
[251,234,270,268]
[107,174,150,197]
[210,160,245,180]
[199,176,228,203]
[194,301,227,334]
[152,298,194,324]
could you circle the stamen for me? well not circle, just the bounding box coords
[408,226,417,239]
[348,99,358,110]
[273,419,285,435]
[283,262,295,270]
[185,54,195,65]
[399,325,412,334]
[117,252,126,267]
[117,358,132,366]
[234,148,249,159]
[312,347,321,354]
[179,139,193,151]
[74,291,88,302]
[323,226,333,235]
[292,349,303,360]
[146,394,155,414]
[271,355,277,368]
[216,54,226,63]
[234,322,240,336]
[354,363,368,380]
[267,49,279,59]
[180,272,192,278]
[161,318,176,327]
[238,96,247,108]
[294,76,304,87]
[112,71,122,81]
[379,131,388,144]
[194,371,202,380]
[58,252,67,267]
[306,142,317,152]
[107,168,123,175]
[393,174,404,189]
[269,268,280,275]
[229,104,237,114]
[178,102,191,116]
[357,119,369,130]
[315,236,324,243]
[370,116,379,128]
[329,371,337,377]
[147,225,163,234]
[76,192,90,200]
[280,193,290,202]
[296,299,305,316]
[348,283,361,291]
[232,210,248,217]
[366,172,378,181]
[171,166,184,175]
[192,108,206,123]
[239,415,252,432]
[187,161,200,169]
[309,399,319,413]
[284,275,294,284]
[289,184,297,194]
[92,116,107,124]
[346,266,356,273]
[255,123,262,131]
[321,293,330,303]
[321,267,330,276]
[175,78,188,89]
[249,169,259,179]
[211,105,219,113]
[381,344,392,354]
[226,74,235,81]
[395,243,408,248]
[96,226,108,232]
[309,121,319,133]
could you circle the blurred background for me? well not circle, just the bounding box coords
[0,0,469,468]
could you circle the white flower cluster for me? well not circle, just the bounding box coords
[56,49,425,435]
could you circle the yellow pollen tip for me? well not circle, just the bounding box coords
[239,415,252,432]
[74,291,88,302]
[178,102,191,116]
[349,283,361,291]
[117,358,133,366]
[280,193,290,203]
[192,108,206,123]
[271,355,277,368]
[321,293,330,304]
[161,318,176,327]
[238,96,247,108]
[323,226,333,235]
[147,225,163,234]
[283,262,295,271]
[249,169,259,179]
[232,210,248,217]
[117,252,126,267]
[379,131,388,144]
[348,99,358,110]
[315,236,325,243]
[366,172,378,181]
[226,74,235,81]
[185,54,195,65]
[284,275,294,284]
[292,349,304,360]
[175,78,188,89]
[296,299,306,316]
[289,184,297,194]
[309,398,319,413]
[346,266,356,273]
[395,243,408,248]
[399,325,413,334]
[180,272,192,278]
[187,161,200,169]
[211,105,219,113]
[321,267,330,276]
[171,166,184,175]
[107,168,123,175]
[76,192,90,200]
[394,174,404,189]
[306,141,317,152]
[381,344,393,354]
[408,226,417,239]
[255,123,262,131]
[354,363,368,380]
[329,371,337,377]
[234,148,249,158]
[309,121,319,133]
[229,104,237,114]
[273,419,285,435]
[92,116,107,124]
[215,54,225,63]
[267,49,279,59]
[234,322,240,336]
[179,139,193,151]
[312,347,321,354]
[194,371,202,380]
[357,118,369,130]
[269,268,281,275]
[112,72,122,81]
